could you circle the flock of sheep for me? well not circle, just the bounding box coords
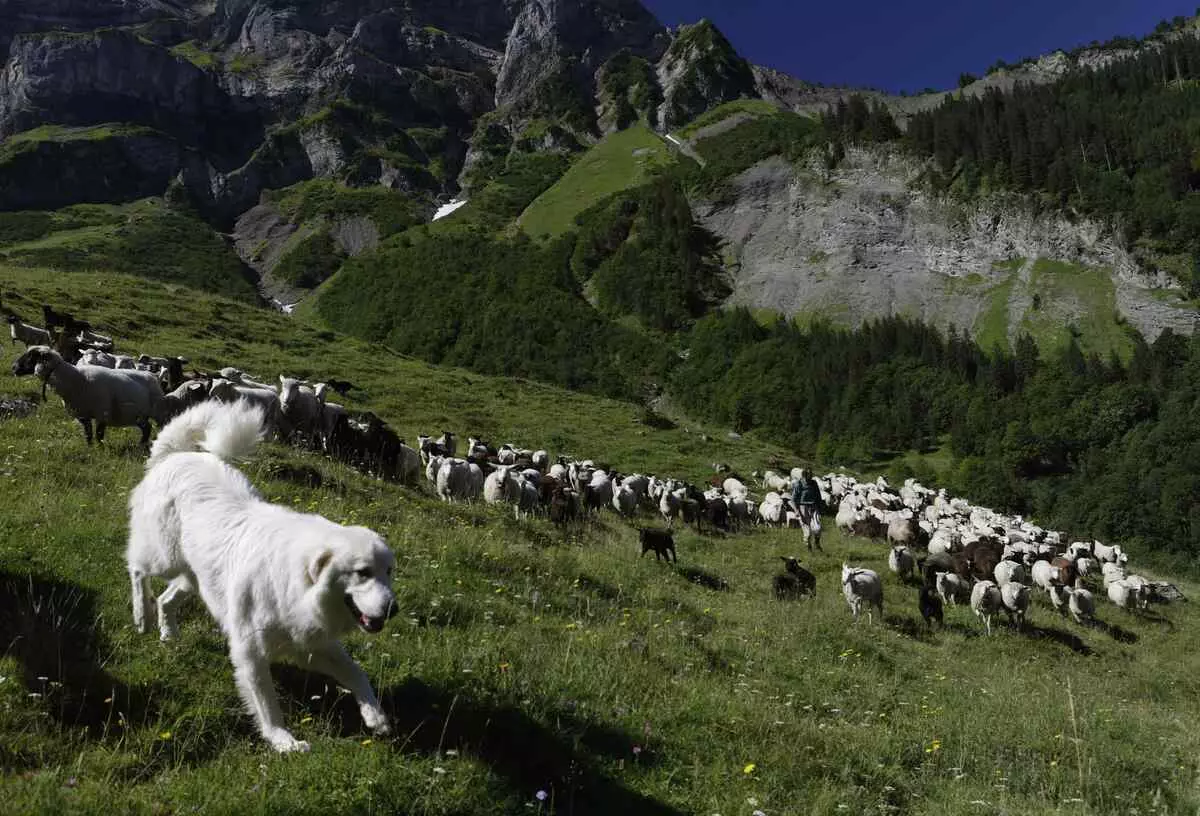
[825,472,1186,634]
[3,300,1187,635]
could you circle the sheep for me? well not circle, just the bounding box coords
[886,511,921,549]
[1107,579,1147,612]
[1101,561,1127,588]
[217,367,274,391]
[583,470,614,515]
[888,545,916,580]
[436,458,474,502]
[78,348,116,368]
[279,377,323,443]
[484,464,522,506]
[1031,560,1058,592]
[1069,582,1095,625]
[436,431,457,458]
[774,556,816,599]
[659,487,682,528]
[157,379,210,423]
[1048,584,1070,616]
[1000,583,1030,628]
[11,346,161,444]
[935,571,970,606]
[466,436,490,461]
[639,529,676,563]
[918,584,944,628]
[970,580,1004,636]
[8,315,52,347]
[841,564,883,623]
[209,379,285,436]
[496,444,517,465]
[994,559,1026,589]
[531,450,549,471]
[612,483,638,517]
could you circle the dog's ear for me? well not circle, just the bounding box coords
[307,550,333,585]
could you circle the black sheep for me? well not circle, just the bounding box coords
[639,529,676,563]
[773,556,816,599]
[919,584,944,628]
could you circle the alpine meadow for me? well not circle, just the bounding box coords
[2,1,1200,815]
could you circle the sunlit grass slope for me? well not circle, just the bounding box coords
[0,266,1198,815]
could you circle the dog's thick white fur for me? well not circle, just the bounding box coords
[127,400,396,752]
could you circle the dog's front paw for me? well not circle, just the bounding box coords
[361,706,390,735]
[267,729,311,753]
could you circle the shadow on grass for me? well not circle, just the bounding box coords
[884,614,936,643]
[1089,618,1139,644]
[674,565,729,592]
[0,570,164,767]
[275,669,686,816]
[1022,623,1094,655]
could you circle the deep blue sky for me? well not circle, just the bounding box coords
[640,0,1199,93]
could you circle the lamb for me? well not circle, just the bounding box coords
[773,556,816,599]
[918,584,944,628]
[888,545,916,580]
[8,315,52,347]
[1048,584,1070,616]
[1068,582,1095,625]
[1000,583,1030,628]
[970,580,1004,636]
[11,346,161,444]
[935,571,970,606]
[639,529,676,563]
[841,564,883,623]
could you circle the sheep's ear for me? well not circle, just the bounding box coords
[307,550,333,585]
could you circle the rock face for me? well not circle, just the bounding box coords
[697,147,1199,345]
[656,20,755,130]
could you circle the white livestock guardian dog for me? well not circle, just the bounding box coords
[126,401,396,752]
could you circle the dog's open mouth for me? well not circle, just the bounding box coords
[344,594,386,633]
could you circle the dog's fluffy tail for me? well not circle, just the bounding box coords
[147,400,266,468]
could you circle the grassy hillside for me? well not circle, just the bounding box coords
[0,200,258,302]
[518,125,676,240]
[3,268,1200,814]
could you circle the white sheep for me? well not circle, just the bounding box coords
[484,465,523,517]
[1031,560,1057,591]
[1068,582,1095,625]
[1107,579,1148,612]
[841,564,883,623]
[887,545,915,580]
[531,450,549,471]
[1101,561,1127,588]
[78,348,117,368]
[437,458,474,502]
[994,560,1026,589]
[970,580,1004,636]
[11,346,161,444]
[1000,583,1030,628]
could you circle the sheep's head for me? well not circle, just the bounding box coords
[279,377,302,408]
[11,345,59,377]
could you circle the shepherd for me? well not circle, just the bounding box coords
[791,469,824,552]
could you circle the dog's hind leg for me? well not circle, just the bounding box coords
[304,643,390,736]
[156,573,195,642]
[129,567,154,634]
[230,640,310,753]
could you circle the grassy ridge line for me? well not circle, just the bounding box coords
[0,265,787,483]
